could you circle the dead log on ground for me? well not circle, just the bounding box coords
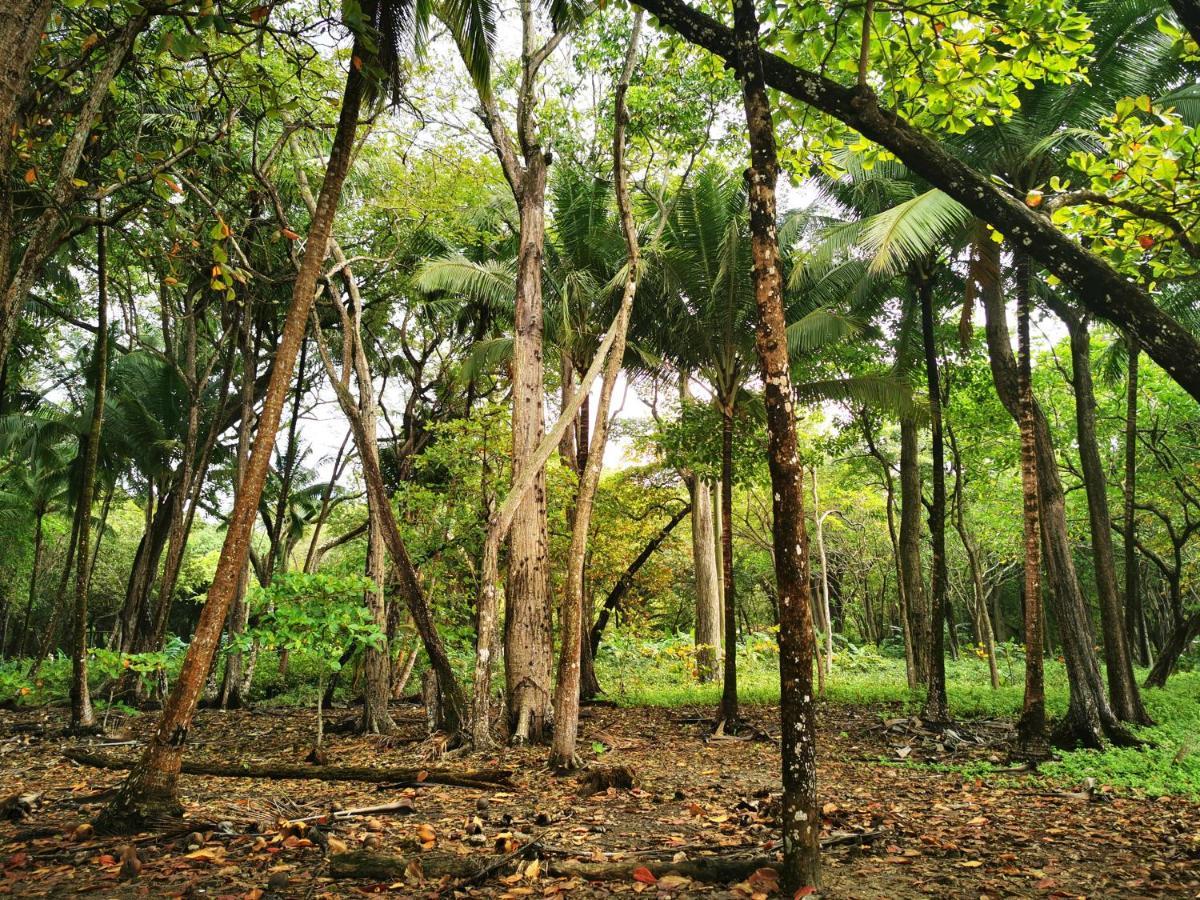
[62,748,514,789]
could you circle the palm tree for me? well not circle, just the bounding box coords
[635,164,911,727]
[94,0,496,832]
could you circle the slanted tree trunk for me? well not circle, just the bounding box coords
[549,15,642,770]
[731,0,820,884]
[220,306,257,710]
[1144,610,1200,688]
[979,240,1133,748]
[917,269,949,723]
[69,210,109,732]
[287,142,394,736]
[0,0,51,141]
[0,13,148,366]
[717,402,739,724]
[93,38,369,835]
[1123,338,1150,666]
[1052,302,1150,725]
[898,418,929,686]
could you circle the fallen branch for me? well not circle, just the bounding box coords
[63,748,514,789]
[330,831,887,884]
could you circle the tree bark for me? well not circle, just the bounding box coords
[69,210,109,731]
[979,240,1133,748]
[1143,609,1200,688]
[1013,252,1047,752]
[731,0,820,884]
[93,39,369,835]
[549,15,642,770]
[717,402,739,724]
[1123,337,1150,666]
[0,0,51,142]
[0,13,148,367]
[898,418,929,686]
[1052,302,1150,725]
[690,476,722,681]
[917,270,948,723]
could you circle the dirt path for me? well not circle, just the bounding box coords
[1,701,1196,897]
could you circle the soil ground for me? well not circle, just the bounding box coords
[1,700,1197,898]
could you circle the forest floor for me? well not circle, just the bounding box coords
[0,699,1198,898]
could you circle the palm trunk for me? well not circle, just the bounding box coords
[70,210,109,731]
[717,402,739,724]
[549,16,642,769]
[918,270,949,723]
[1054,305,1150,724]
[690,476,722,681]
[732,0,819,885]
[898,418,928,686]
[1013,252,1046,751]
[94,45,368,834]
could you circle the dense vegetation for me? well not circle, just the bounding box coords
[1,0,1199,892]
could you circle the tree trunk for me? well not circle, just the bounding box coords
[93,42,369,834]
[549,16,642,769]
[1143,610,1200,688]
[917,271,949,722]
[0,0,51,142]
[220,306,257,710]
[690,476,722,681]
[505,152,555,745]
[359,422,393,735]
[69,210,109,731]
[717,402,740,724]
[810,473,833,689]
[948,426,999,689]
[1013,252,1047,751]
[979,240,1133,748]
[15,511,46,658]
[732,0,820,884]
[1123,337,1150,666]
[0,13,147,367]
[898,418,929,686]
[1055,305,1150,725]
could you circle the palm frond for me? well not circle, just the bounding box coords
[860,190,969,277]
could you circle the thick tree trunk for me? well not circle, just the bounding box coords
[898,419,929,686]
[979,241,1133,748]
[549,18,642,769]
[93,45,368,835]
[918,271,949,723]
[717,402,739,724]
[505,152,555,745]
[690,477,722,681]
[0,0,51,141]
[1054,305,1150,725]
[732,0,820,885]
[69,211,109,731]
